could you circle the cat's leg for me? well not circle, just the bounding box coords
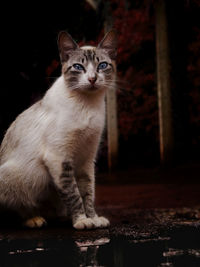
[76,162,110,228]
[43,152,96,229]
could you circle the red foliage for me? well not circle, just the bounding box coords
[111,0,154,62]
[110,0,158,143]
[46,59,59,76]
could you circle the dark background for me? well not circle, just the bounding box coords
[1,0,200,171]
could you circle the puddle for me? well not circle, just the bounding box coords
[0,226,200,267]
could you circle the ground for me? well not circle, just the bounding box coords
[0,163,200,266]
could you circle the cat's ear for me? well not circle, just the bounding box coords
[58,31,79,62]
[97,29,117,60]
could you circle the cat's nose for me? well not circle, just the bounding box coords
[88,76,97,85]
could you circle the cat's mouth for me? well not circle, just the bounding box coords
[81,84,100,92]
[88,84,98,91]
[75,84,104,93]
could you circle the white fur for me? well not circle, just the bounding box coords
[0,75,106,210]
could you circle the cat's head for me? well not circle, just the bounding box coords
[58,30,117,93]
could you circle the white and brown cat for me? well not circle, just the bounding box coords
[0,30,117,229]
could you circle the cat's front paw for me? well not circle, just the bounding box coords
[73,217,95,230]
[24,216,47,228]
[92,216,110,228]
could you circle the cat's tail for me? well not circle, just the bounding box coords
[0,171,22,226]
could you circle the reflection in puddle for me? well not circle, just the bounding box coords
[8,247,47,255]
[76,238,110,266]
[163,248,185,257]
[1,227,200,267]
[188,249,200,257]
[159,263,173,267]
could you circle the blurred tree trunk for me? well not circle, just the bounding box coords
[155,0,174,165]
[106,69,119,171]
[104,2,119,171]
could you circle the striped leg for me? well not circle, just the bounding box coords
[77,173,96,218]
[44,154,97,229]
[76,169,110,229]
[58,162,85,221]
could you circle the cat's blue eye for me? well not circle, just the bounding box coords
[98,62,108,70]
[73,64,84,71]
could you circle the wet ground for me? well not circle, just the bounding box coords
[1,164,200,267]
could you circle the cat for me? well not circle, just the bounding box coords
[0,30,117,229]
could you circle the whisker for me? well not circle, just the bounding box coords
[65,79,132,95]
[106,80,132,87]
[103,84,134,95]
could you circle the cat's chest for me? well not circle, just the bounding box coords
[58,104,105,138]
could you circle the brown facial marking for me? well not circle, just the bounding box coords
[67,76,78,84]
[104,69,112,75]
[92,51,96,61]
[86,50,93,61]
[108,63,114,70]
[83,52,88,61]
[70,70,81,75]
[64,66,72,74]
